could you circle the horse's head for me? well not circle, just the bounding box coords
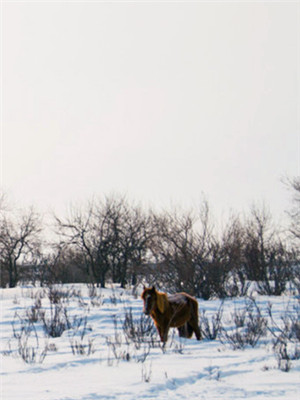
[141,286,157,315]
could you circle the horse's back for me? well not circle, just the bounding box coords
[168,292,197,306]
[167,293,189,306]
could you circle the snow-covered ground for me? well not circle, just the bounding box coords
[1,284,299,400]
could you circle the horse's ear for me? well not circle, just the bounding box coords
[151,286,156,292]
[157,293,167,314]
[143,285,146,290]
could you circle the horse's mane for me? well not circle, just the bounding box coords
[156,290,168,314]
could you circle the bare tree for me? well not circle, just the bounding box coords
[150,201,293,299]
[55,196,151,288]
[282,176,300,293]
[150,208,197,293]
[110,202,152,287]
[55,199,111,287]
[243,205,292,295]
[243,205,274,282]
[149,202,221,299]
[286,176,300,242]
[221,214,248,296]
[0,207,42,288]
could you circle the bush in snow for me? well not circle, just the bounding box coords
[69,315,95,356]
[122,307,158,349]
[199,302,224,340]
[11,314,47,364]
[273,338,300,372]
[220,298,268,350]
[267,300,300,371]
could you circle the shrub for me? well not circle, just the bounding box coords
[26,296,46,323]
[267,301,300,343]
[88,284,103,307]
[273,338,300,372]
[41,302,71,338]
[41,285,86,338]
[199,302,223,340]
[220,299,267,350]
[70,338,95,356]
[267,300,300,371]
[69,315,94,356]
[11,314,47,364]
[122,307,157,349]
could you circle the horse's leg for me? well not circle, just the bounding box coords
[163,327,169,343]
[193,323,202,340]
[161,325,169,343]
[186,317,201,340]
[178,324,188,337]
[157,325,167,343]
[178,323,193,338]
[158,323,169,343]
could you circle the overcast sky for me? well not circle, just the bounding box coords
[2,1,299,222]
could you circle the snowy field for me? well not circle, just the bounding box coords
[1,284,299,400]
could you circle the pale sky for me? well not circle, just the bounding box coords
[1,1,299,222]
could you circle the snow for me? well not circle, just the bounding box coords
[1,285,299,400]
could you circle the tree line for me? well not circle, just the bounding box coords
[1,177,299,298]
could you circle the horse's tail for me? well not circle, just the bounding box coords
[191,296,199,322]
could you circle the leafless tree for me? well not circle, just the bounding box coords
[243,205,275,282]
[55,198,111,287]
[55,196,151,288]
[110,202,152,287]
[0,206,42,288]
[220,215,249,296]
[283,176,300,293]
[149,202,223,299]
[243,205,292,295]
[286,176,300,242]
[150,208,199,294]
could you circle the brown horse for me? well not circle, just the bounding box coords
[141,286,201,343]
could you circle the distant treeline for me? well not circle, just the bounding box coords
[1,177,299,298]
